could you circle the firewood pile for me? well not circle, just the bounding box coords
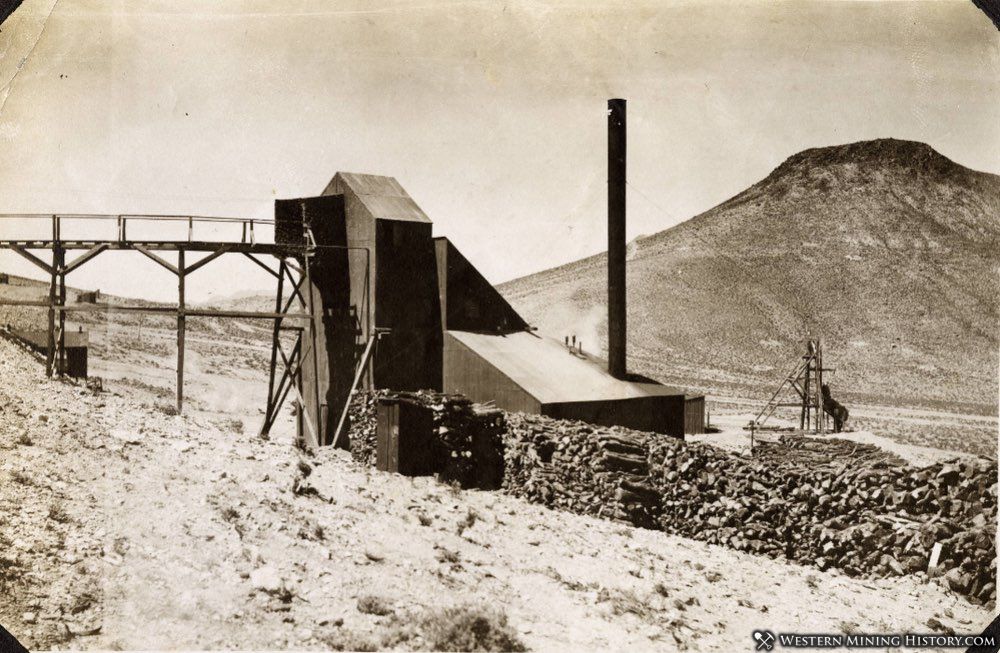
[503,416,995,604]
[345,389,385,465]
[753,435,906,473]
[500,413,661,528]
[346,390,506,489]
[646,435,996,605]
[346,391,997,604]
[404,390,506,488]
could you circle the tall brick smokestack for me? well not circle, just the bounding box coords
[608,98,627,379]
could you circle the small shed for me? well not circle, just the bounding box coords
[11,328,88,378]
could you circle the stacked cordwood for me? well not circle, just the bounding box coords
[346,392,996,605]
[345,389,383,465]
[500,413,661,528]
[346,390,505,488]
[647,435,996,603]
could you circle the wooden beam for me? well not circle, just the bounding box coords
[331,334,379,450]
[282,264,306,308]
[134,245,180,275]
[275,338,318,448]
[260,336,300,437]
[185,309,312,320]
[291,379,319,450]
[52,304,311,320]
[62,243,109,275]
[276,338,295,372]
[303,253,323,446]
[10,245,53,275]
[58,267,66,377]
[243,252,281,279]
[177,250,185,413]
[263,260,286,431]
[0,300,49,307]
[57,304,172,314]
[183,245,230,276]
[45,217,58,377]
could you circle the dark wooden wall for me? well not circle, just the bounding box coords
[684,396,706,435]
[373,220,442,392]
[434,238,528,333]
[442,332,542,415]
[542,394,686,438]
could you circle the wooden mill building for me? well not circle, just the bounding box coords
[275,172,704,446]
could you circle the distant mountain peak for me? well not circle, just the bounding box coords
[500,137,999,415]
[768,138,966,181]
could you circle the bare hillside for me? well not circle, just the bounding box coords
[501,138,1000,421]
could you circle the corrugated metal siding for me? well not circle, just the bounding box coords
[447,330,685,404]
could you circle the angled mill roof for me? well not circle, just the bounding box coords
[447,329,686,405]
[12,328,89,349]
[322,172,431,224]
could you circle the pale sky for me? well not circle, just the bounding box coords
[0,0,997,302]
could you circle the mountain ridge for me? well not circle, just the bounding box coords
[499,138,1000,424]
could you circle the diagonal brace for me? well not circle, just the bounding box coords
[62,243,109,275]
[10,245,53,275]
[134,245,180,275]
[243,252,281,279]
[184,245,230,276]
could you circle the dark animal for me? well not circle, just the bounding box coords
[821,384,849,433]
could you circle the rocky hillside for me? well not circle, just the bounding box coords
[500,139,1000,413]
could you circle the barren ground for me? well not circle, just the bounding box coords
[1,275,997,650]
[0,337,996,651]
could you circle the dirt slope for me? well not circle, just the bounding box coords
[500,139,1000,418]
[0,339,993,651]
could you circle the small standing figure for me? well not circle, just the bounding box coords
[821,384,849,433]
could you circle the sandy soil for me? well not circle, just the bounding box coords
[0,338,995,651]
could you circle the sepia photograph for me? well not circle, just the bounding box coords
[0,1,997,651]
